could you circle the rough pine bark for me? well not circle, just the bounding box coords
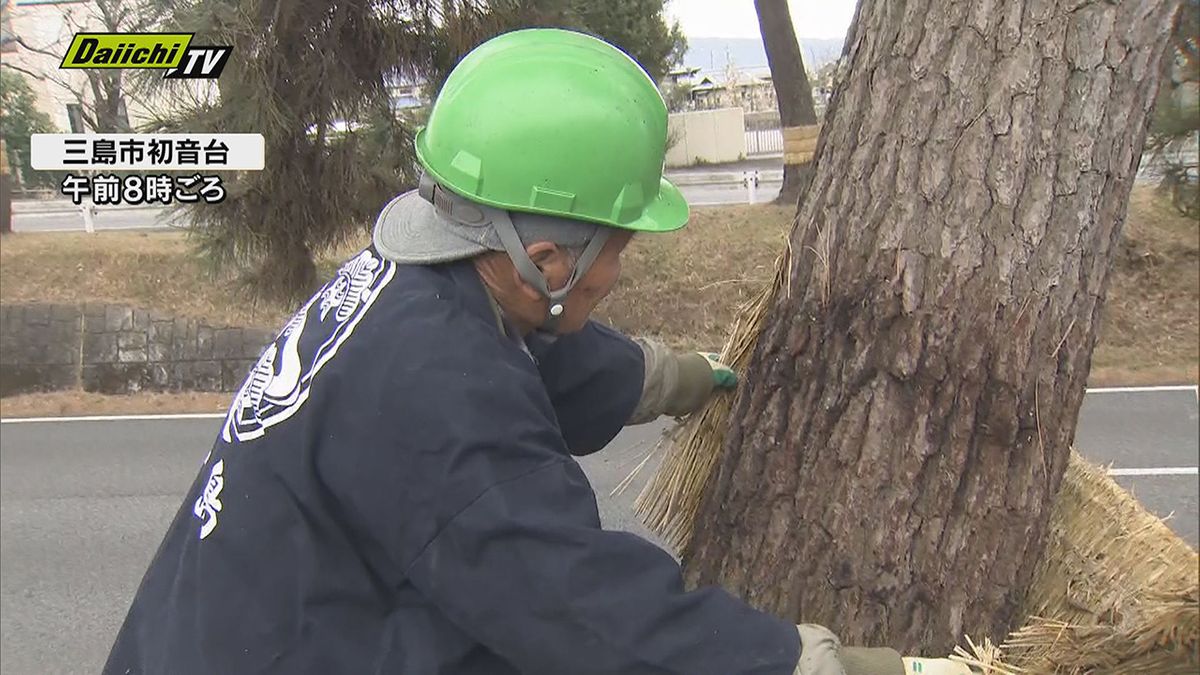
[754,0,819,206]
[683,0,1180,655]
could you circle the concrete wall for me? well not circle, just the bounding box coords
[665,108,747,168]
[0,303,274,397]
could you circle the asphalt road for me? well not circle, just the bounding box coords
[1,388,1196,674]
[683,179,782,206]
[1076,389,1200,542]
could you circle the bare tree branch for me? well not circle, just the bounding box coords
[0,61,49,81]
[13,36,63,59]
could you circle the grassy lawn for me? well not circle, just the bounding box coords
[0,390,234,418]
[1088,188,1199,383]
[1,187,1195,416]
[596,203,793,351]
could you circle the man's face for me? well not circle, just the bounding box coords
[544,230,633,334]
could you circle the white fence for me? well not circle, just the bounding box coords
[745,128,783,156]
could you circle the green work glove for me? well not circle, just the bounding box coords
[698,352,737,389]
[902,657,978,674]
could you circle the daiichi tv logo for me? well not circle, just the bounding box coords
[60,32,231,79]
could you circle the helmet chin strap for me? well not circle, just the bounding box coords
[417,173,612,334]
[490,208,611,334]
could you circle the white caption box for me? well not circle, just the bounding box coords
[30,133,265,171]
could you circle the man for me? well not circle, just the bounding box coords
[105,29,973,675]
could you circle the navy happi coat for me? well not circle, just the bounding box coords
[104,249,799,675]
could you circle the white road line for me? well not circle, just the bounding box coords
[1108,467,1198,476]
[1,413,225,424]
[1087,385,1198,394]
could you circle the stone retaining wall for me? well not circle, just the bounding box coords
[0,303,274,397]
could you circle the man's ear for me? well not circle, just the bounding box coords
[525,241,572,291]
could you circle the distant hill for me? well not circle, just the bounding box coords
[682,36,844,74]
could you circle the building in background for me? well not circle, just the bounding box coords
[1,0,17,53]
[387,80,426,112]
[4,0,100,132]
[670,63,829,116]
[664,66,701,87]
[678,65,777,112]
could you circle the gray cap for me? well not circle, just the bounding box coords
[373,178,602,265]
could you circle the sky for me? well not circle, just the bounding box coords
[665,0,856,40]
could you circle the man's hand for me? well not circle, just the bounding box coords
[902,657,978,674]
[628,342,738,424]
[789,624,977,675]
[698,352,737,389]
[794,624,906,675]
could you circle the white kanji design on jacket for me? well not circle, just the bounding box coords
[319,250,380,323]
[193,459,225,539]
[222,250,396,443]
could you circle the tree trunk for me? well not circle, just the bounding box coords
[754,0,818,206]
[777,163,815,207]
[683,0,1179,656]
[81,69,131,133]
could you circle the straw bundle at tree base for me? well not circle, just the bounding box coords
[634,242,793,552]
[956,452,1199,674]
[634,251,1198,674]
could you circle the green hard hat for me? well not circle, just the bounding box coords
[414,28,688,233]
